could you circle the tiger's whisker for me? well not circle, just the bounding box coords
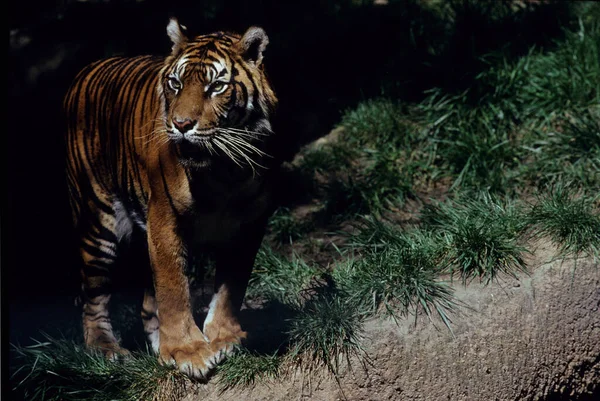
[221,127,271,136]
[213,138,245,169]
[219,134,267,172]
[224,135,270,159]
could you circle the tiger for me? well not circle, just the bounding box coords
[64,18,278,378]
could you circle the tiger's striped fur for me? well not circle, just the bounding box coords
[64,18,278,378]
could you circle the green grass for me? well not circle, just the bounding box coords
[268,207,313,244]
[340,99,417,148]
[416,20,600,193]
[455,17,599,125]
[286,290,367,375]
[524,108,600,188]
[299,143,356,175]
[514,21,600,122]
[320,151,421,218]
[216,350,282,389]
[246,247,368,376]
[246,246,321,305]
[10,338,190,401]
[302,100,435,218]
[421,193,529,284]
[433,116,520,192]
[303,21,600,209]
[337,219,455,328]
[528,186,600,260]
[471,22,600,125]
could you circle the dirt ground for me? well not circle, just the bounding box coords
[185,240,600,401]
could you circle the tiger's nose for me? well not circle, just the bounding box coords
[173,117,196,133]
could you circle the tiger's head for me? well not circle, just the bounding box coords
[158,18,278,170]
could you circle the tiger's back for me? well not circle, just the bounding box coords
[65,55,163,230]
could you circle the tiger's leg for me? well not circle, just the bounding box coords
[203,223,267,363]
[141,288,160,354]
[147,199,214,379]
[79,198,131,359]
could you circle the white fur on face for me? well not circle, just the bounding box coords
[204,59,229,95]
[210,59,227,81]
[175,56,189,77]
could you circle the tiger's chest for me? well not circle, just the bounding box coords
[190,211,242,245]
[117,170,270,247]
[188,177,270,245]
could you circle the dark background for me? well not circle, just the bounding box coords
[5,0,574,347]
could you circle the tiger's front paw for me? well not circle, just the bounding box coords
[159,327,216,379]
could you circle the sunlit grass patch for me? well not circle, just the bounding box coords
[444,19,599,126]
[512,21,600,122]
[11,337,190,401]
[295,98,438,219]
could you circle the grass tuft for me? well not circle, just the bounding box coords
[528,186,600,260]
[286,290,366,375]
[10,337,190,401]
[247,246,320,305]
[435,118,519,192]
[216,349,281,390]
[299,142,357,174]
[421,193,528,284]
[321,154,417,219]
[338,220,455,329]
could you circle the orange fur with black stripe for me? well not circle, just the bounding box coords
[64,18,278,378]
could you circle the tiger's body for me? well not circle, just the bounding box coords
[64,19,278,378]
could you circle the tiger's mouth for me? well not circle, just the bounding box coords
[176,140,213,168]
[190,128,217,137]
[171,126,269,171]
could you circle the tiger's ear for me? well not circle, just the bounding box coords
[237,27,269,66]
[166,17,188,52]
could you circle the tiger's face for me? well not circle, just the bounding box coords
[158,19,277,168]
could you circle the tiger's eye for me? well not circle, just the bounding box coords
[168,77,182,91]
[211,82,227,93]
